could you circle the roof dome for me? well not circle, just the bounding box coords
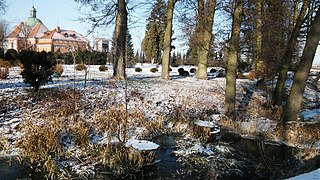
[24,6,42,29]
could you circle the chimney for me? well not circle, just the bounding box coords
[57,26,61,33]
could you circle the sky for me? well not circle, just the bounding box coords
[2,0,320,65]
[2,0,150,52]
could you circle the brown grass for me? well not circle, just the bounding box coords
[75,64,87,71]
[18,119,63,179]
[0,135,9,155]
[55,64,64,77]
[0,67,9,79]
[99,65,108,71]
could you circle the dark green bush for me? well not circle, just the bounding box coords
[0,48,4,59]
[4,49,18,62]
[178,67,184,74]
[150,67,158,73]
[180,70,190,76]
[99,65,108,71]
[20,50,55,90]
[135,67,142,72]
[210,68,217,73]
[190,68,196,73]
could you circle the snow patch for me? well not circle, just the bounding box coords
[125,139,159,151]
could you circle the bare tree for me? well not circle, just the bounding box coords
[0,19,8,49]
[282,6,320,123]
[0,0,6,13]
[254,0,264,74]
[113,0,127,80]
[225,0,243,119]
[161,0,175,80]
[74,0,127,79]
[273,0,311,106]
[196,0,217,80]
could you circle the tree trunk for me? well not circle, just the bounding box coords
[196,0,216,80]
[282,7,320,123]
[273,0,310,106]
[113,0,127,80]
[161,0,175,80]
[225,0,243,119]
[254,0,265,75]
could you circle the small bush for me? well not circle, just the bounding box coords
[150,67,158,73]
[20,50,55,90]
[179,70,190,76]
[178,67,184,74]
[210,68,217,73]
[75,64,87,71]
[4,49,18,61]
[190,68,196,73]
[55,64,64,77]
[0,67,9,79]
[0,60,11,68]
[135,67,142,72]
[99,65,108,71]
[217,71,226,77]
[178,67,189,76]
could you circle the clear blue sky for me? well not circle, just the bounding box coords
[2,0,319,65]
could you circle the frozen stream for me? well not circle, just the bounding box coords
[1,131,319,179]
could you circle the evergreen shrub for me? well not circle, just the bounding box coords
[20,50,55,90]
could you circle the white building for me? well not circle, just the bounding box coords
[95,38,110,52]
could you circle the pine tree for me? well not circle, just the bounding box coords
[141,0,167,64]
[126,30,135,67]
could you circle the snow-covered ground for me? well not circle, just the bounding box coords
[0,64,319,178]
[287,168,320,180]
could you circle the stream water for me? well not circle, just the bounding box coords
[0,130,319,179]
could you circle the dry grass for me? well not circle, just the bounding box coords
[75,64,87,71]
[0,135,9,155]
[274,122,320,146]
[18,119,63,179]
[0,59,12,68]
[0,67,9,79]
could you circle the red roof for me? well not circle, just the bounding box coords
[7,22,27,38]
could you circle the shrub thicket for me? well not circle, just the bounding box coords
[20,50,55,90]
[61,50,109,65]
[4,49,18,62]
